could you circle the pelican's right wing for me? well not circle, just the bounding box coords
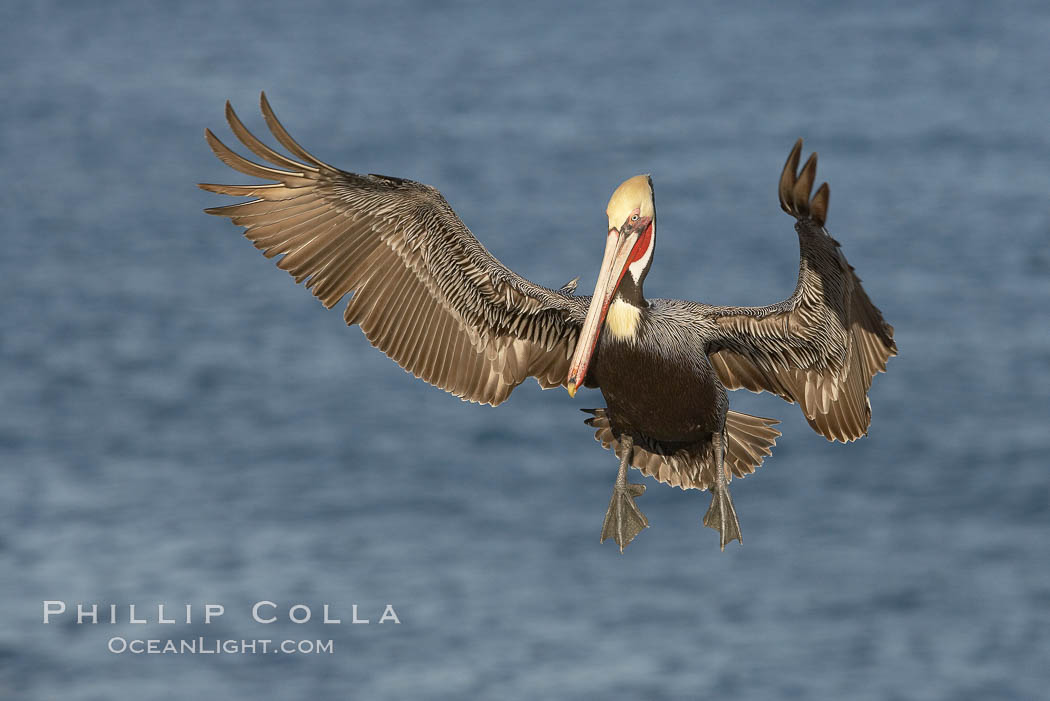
[698,140,897,442]
[200,94,588,406]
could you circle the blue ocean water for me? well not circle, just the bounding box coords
[1,1,1048,698]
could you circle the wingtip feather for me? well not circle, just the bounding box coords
[792,152,818,217]
[258,92,333,170]
[811,182,830,227]
[778,139,803,213]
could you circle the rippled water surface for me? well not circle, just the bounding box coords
[2,1,1048,699]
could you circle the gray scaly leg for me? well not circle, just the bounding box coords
[600,434,649,552]
[702,428,742,550]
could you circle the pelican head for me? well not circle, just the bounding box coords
[566,175,656,396]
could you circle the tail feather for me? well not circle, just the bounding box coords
[583,409,780,490]
[724,410,781,479]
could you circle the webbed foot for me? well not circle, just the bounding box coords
[600,480,649,552]
[600,433,648,552]
[702,480,742,551]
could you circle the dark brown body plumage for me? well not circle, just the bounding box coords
[589,301,726,443]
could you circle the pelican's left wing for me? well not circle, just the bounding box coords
[200,94,587,406]
[697,140,897,442]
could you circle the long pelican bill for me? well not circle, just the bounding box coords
[566,219,650,395]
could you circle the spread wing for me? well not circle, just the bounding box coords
[700,140,897,442]
[200,93,587,406]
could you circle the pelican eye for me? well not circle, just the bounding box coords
[631,214,638,221]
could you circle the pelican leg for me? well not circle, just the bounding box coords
[702,428,742,550]
[600,434,649,552]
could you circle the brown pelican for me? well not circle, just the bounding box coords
[200,94,896,551]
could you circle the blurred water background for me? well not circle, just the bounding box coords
[1,1,1048,699]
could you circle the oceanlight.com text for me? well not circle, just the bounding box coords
[107,637,334,655]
